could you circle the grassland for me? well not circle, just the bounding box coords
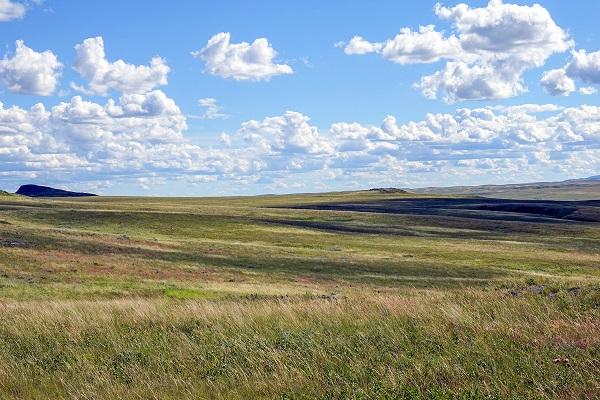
[413,179,600,201]
[0,192,598,399]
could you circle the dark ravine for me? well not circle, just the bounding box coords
[16,184,97,198]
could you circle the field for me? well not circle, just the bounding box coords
[0,191,599,399]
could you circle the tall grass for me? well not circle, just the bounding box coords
[0,289,598,399]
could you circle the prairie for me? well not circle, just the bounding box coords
[0,192,598,399]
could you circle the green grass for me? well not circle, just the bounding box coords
[163,287,227,300]
[0,191,598,399]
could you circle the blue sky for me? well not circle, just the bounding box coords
[1,0,599,195]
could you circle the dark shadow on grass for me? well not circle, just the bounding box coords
[282,197,600,223]
[0,229,507,288]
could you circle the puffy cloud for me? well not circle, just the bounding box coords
[542,49,600,95]
[322,104,600,188]
[197,98,227,120]
[2,95,600,192]
[231,104,600,189]
[192,32,293,81]
[380,25,461,64]
[433,1,569,59]
[0,0,25,21]
[566,49,600,85]
[239,111,333,155]
[343,0,572,102]
[72,36,170,95]
[343,36,383,55]
[419,61,526,102]
[344,26,460,64]
[0,40,62,96]
[540,68,575,96]
[0,91,258,190]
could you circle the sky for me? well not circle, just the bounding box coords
[0,0,599,196]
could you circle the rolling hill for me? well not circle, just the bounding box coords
[411,175,600,200]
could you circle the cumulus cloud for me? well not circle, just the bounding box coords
[342,0,572,102]
[2,95,600,192]
[239,111,333,155]
[542,49,600,95]
[0,40,62,96]
[72,36,170,95]
[419,61,526,102]
[344,25,461,64]
[192,32,293,81]
[567,49,600,85]
[380,25,461,64]
[0,91,259,191]
[324,104,600,187]
[343,36,383,55]
[540,68,575,96]
[0,0,25,21]
[197,98,227,120]
[230,103,600,189]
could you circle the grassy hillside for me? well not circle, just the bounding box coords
[413,179,600,200]
[0,192,598,398]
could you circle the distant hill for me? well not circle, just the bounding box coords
[16,185,97,198]
[368,187,410,194]
[564,175,600,183]
[412,175,600,201]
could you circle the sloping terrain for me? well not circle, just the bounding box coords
[412,176,600,200]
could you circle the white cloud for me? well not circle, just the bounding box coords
[324,104,600,187]
[197,97,227,120]
[72,36,170,95]
[566,49,600,85]
[0,40,62,96]
[344,26,461,64]
[0,91,257,190]
[579,86,597,95]
[192,32,293,81]
[343,0,572,102]
[2,95,600,192]
[419,61,526,102]
[540,68,575,96]
[542,49,600,95]
[380,25,461,64]
[540,50,600,96]
[232,104,600,188]
[433,1,569,59]
[239,111,333,155]
[343,36,383,55]
[219,132,232,146]
[0,0,25,21]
